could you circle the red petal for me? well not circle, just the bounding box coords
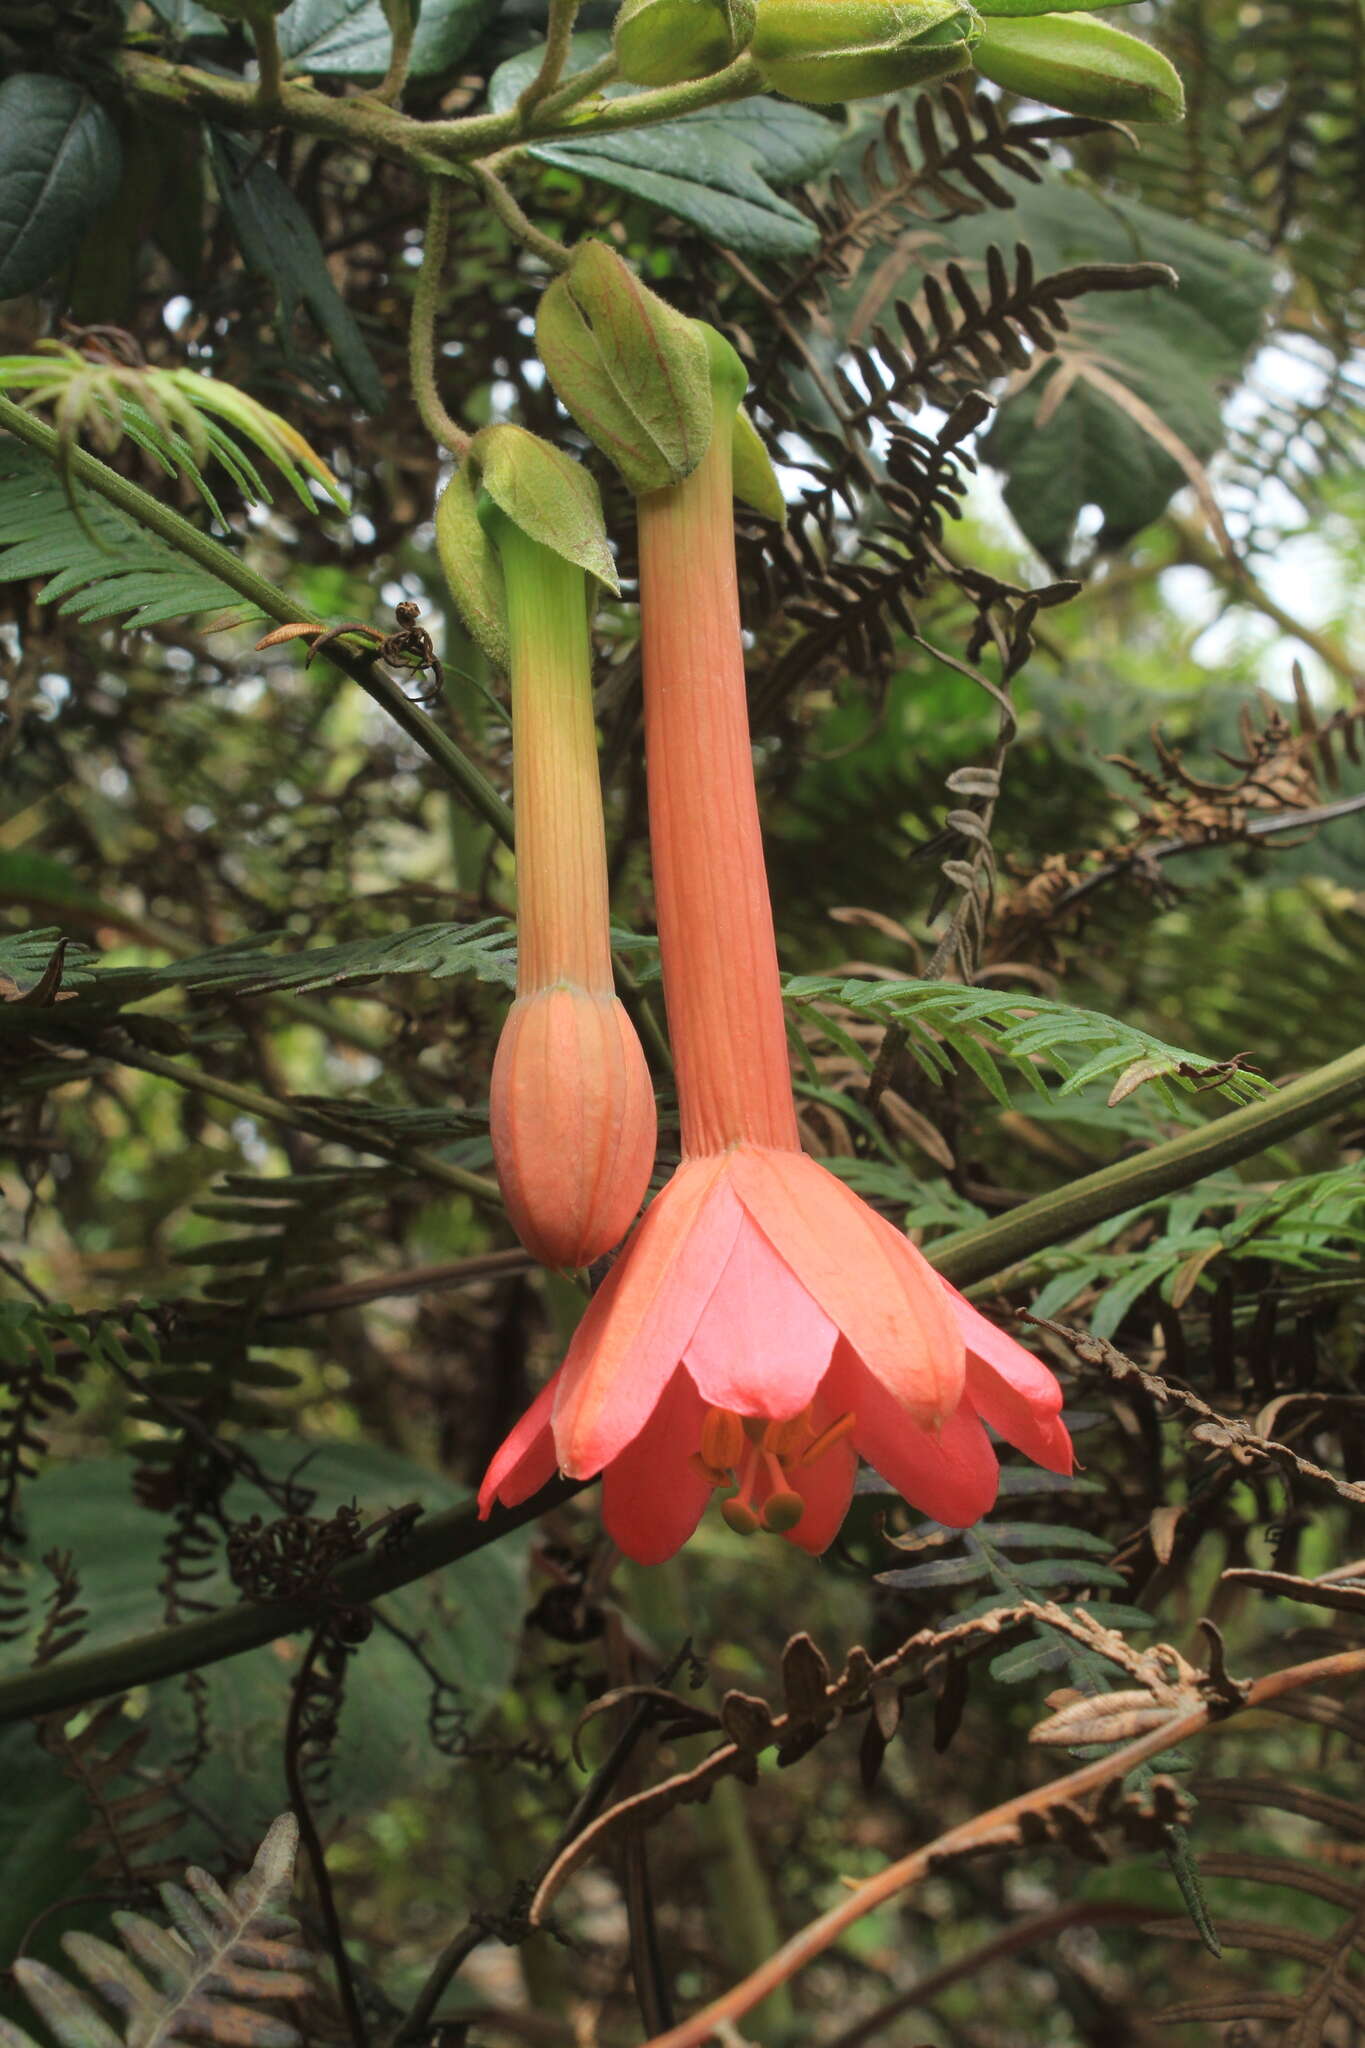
[729,1147,963,1425]
[477,1372,560,1516]
[944,1280,1075,1476]
[552,1156,744,1475]
[600,1368,714,1565]
[684,1213,837,1418]
[826,1344,999,1527]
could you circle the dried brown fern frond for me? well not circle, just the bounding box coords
[789,91,1118,308]
[0,1814,311,2048]
[1156,1692,1365,2043]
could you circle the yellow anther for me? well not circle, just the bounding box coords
[700,1407,745,1473]
[766,1410,812,1460]
[800,1410,856,1467]
[761,1489,805,1534]
[721,1495,761,1536]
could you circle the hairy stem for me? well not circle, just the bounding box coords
[468,160,571,271]
[409,180,471,458]
[0,1481,584,1727]
[0,393,511,839]
[250,13,284,104]
[514,0,582,122]
[932,1041,1365,1288]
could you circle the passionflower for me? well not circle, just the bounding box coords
[437,427,656,1269]
[481,269,1072,1562]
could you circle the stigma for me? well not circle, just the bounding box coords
[690,1403,856,1537]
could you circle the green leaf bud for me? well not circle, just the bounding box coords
[436,424,619,671]
[971,12,1185,122]
[614,0,756,86]
[536,240,715,492]
[750,0,978,106]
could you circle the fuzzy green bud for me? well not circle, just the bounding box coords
[435,424,619,670]
[972,12,1185,122]
[750,0,978,105]
[614,0,756,85]
[537,240,715,492]
[974,0,1139,13]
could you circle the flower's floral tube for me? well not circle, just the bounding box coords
[480,255,1073,1561]
[436,425,655,1269]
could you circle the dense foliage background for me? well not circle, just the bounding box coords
[1,1,1363,2043]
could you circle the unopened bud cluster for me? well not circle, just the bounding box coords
[606,0,1183,123]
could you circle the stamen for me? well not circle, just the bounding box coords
[762,1489,805,1534]
[721,1496,761,1535]
[759,1450,804,1533]
[765,1409,813,1460]
[689,1451,733,1487]
[741,1416,769,1445]
[700,1407,745,1473]
[721,1442,761,1536]
[800,1410,856,1467]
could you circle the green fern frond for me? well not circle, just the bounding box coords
[785,973,1274,1108]
[0,1813,310,2048]
[0,347,345,513]
[0,442,258,630]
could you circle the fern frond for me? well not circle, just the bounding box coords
[0,442,257,630]
[0,346,345,513]
[1,1814,311,2048]
[784,973,1273,1109]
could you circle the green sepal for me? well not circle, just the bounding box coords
[614,0,756,86]
[750,0,978,105]
[436,462,507,670]
[971,12,1185,122]
[731,407,786,523]
[436,425,619,671]
[536,240,714,493]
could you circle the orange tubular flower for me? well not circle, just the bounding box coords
[488,512,656,1269]
[481,311,1071,1563]
[436,427,656,1269]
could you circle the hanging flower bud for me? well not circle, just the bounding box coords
[537,240,785,519]
[435,427,656,1270]
[749,0,978,106]
[614,0,756,86]
[971,12,1185,122]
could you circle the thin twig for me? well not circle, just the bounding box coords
[409,181,470,460]
[284,1626,369,2048]
[392,1641,695,2044]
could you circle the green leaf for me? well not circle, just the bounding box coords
[207,131,385,414]
[487,34,842,259]
[0,76,123,301]
[1,1442,532,1839]
[948,181,1274,564]
[277,0,493,77]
